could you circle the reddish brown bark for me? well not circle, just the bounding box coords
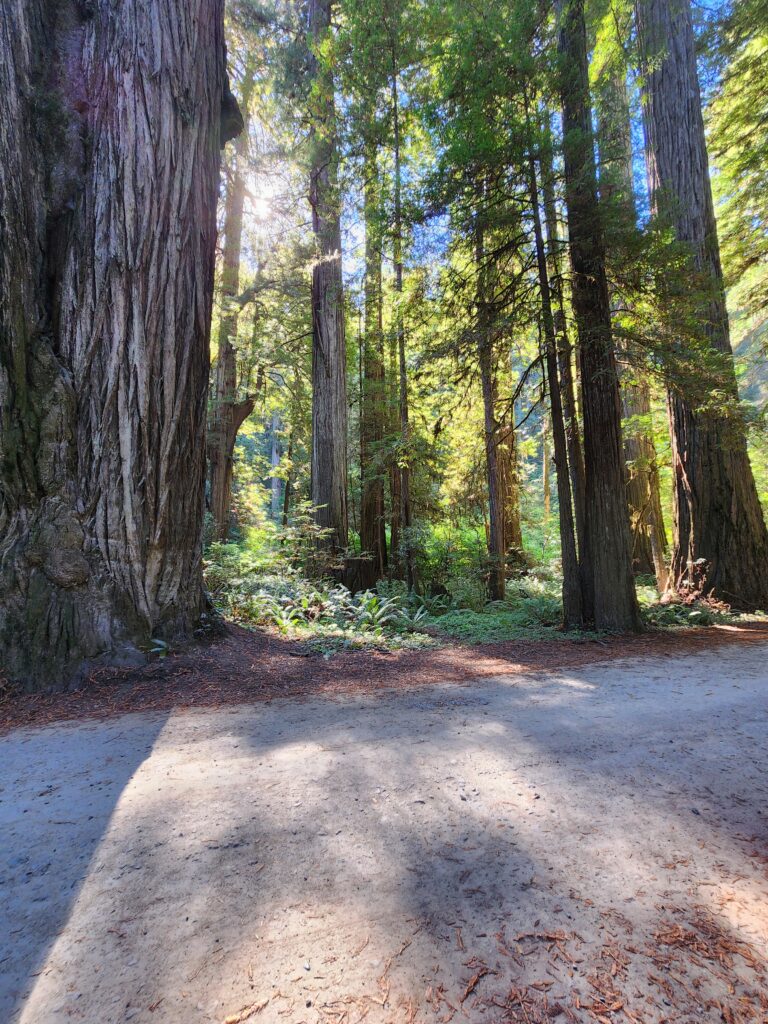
[636,0,768,609]
[0,0,234,688]
[557,0,642,631]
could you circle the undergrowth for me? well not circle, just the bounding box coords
[204,544,437,654]
[204,542,764,656]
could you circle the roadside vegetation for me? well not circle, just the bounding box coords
[204,521,763,656]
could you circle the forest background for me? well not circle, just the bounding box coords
[204,0,768,652]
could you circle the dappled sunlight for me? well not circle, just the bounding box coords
[5,645,768,1022]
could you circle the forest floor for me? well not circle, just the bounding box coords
[1,632,767,1024]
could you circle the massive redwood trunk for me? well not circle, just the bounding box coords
[308,0,349,554]
[557,0,642,631]
[209,67,256,541]
[0,0,234,689]
[636,0,768,610]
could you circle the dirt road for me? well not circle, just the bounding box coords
[2,644,767,1023]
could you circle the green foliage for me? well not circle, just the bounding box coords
[635,580,765,629]
[203,542,436,654]
[414,564,571,642]
[707,1,768,323]
[212,0,768,634]
[444,573,487,613]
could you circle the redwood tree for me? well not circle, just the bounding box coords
[528,151,583,628]
[475,216,506,601]
[0,0,236,689]
[209,65,257,541]
[594,44,669,590]
[308,0,349,554]
[636,0,768,610]
[359,143,388,577]
[557,0,642,631]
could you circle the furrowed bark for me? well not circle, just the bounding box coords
[0,0,232,689]
[636,0,768,610]
[556,0,642,631]
[308,0,349,555]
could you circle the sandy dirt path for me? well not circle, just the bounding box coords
[1,644,767,1023]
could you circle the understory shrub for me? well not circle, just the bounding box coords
[204,544,435,653]
[205,540,759,654]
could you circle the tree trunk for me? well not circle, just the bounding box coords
[282,433,293,528]
[622,380,669,587]
[0,0,234,690]
[270,411,282,520]
[540,132,588,577]
[475,221,505,602]
[209,66,256,541]
[595,53,669,589]
[308,0,348,555]
[388,304,401,569]
[557,0,642,631]
[497,419,523,552]
[391,71,414,590]
[636,0,768,610]
[542,417,551,525]
[528,152,583,628]
[359,143,387,578]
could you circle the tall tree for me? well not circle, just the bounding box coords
[389,42,415,589]
[475,212,506,601]
[540,131,588,574]
[591,15,668,590]
[0,0,237,688]
[209,65,258,541]
[308,0,349,553]
[557,0,642,630]
[359,142,388,576]
[527,144,583,627]
[636,0,768,609]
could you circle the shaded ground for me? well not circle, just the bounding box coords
[1,641,767,1024]
[3,621,768,735]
